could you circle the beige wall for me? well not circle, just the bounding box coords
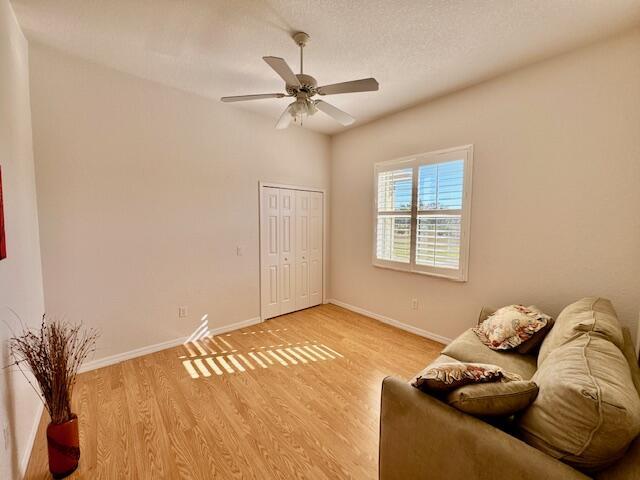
[0,0,45,477]
[29,43,331,361]
[330,29,640,342]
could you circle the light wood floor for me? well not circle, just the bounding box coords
[25,304,442,479]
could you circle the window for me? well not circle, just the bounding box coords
[373,145,473,281]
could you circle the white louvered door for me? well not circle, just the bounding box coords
[260,187,280,319]
[308,192,323,307]
[261,186,323,320]
[279,189,296,315]
[295,191,311,310]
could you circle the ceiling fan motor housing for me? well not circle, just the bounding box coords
[287,73,317,97]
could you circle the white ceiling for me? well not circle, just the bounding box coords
[12,0,640,134]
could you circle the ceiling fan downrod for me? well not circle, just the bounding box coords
[293,31,310,75]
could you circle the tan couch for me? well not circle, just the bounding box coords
[379,299,640,480]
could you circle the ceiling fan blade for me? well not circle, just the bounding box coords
[315,100,355,126]
[275,104,293,129]
[317,78,379,96]
[221,93,285,103]
[263,56,301,87]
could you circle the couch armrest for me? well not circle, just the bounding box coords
[379,376,590,480]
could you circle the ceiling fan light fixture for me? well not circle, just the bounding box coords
[289,98,317,126]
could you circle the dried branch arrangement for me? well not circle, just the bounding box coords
[8,315,98,424]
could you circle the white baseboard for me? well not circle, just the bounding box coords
[79,316,262,373]
[79,335,189,373]
[21,401,44,477]
[328,299,452,345]
[21,317,260,475]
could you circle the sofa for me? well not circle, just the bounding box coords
[379,298,640,479]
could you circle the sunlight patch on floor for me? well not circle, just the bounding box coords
[179,328,343,379]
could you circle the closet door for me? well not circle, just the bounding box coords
[295,191,310,309]
[260,187,280,319]
[309,192,323,306]
[279,189,297,315]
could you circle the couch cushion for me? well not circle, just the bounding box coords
[538,297,623,366]
[442,329,538,380]
[620,328,640,396]
[593,329,640,479]
[429,354,462,366]
[447,380,539,417]
[518,333,640,471]
[594,436,640,480]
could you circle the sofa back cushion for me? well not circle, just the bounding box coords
[518,333,640,471]
[594,329,640,480]
[538,297,623,366]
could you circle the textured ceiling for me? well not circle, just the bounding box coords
[12,0,640,134]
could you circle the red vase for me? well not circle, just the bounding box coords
[46,414,80,479]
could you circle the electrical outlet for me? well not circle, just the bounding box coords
[236,246,243,256]
[411,298,418,310]
[178,306,188,318]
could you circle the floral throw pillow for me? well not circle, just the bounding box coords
[473,305,552,351]
[411,362,521,392]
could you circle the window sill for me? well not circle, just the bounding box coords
[372,262,467,282]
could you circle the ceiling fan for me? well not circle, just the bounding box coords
[221,32,379,129]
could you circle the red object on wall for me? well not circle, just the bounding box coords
[0,165,6,260]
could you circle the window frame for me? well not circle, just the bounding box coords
[372,145,473,282]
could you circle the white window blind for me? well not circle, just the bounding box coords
[376,168,412,263]
[373,146,473,281]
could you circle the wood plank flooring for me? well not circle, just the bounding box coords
[25,304,442,479]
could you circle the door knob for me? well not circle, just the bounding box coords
[284,257,288,262]
[302,256,306,260]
